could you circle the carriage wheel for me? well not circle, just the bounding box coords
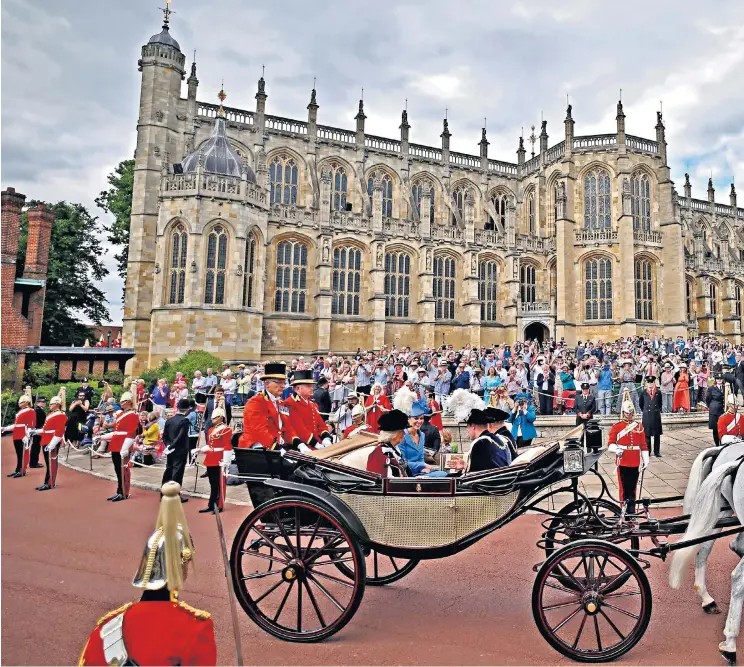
[230,496,366,642]
[543,498,639,594]
[328,541,420,586]
[533,539,652,663]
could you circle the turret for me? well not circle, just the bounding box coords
[517,136,525,166]
[616,99,626,152]
[355,99,366,148]
[307,86,318,140]
[255,74,267,137]
[187,54,198,101]
[564,104,574,159]
[731,183,737,209]
[655,110,667,165]
[399,108,410,154]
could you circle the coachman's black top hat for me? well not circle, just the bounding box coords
[291,370,315,385]
[262,362,287,381]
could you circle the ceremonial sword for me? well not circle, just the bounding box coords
[214,508,244,666]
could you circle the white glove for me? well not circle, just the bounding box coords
[607,444,618,455]
[164,446,174,456]
[222,450,232,466]
[298,443,311,454]
[99,431,113,441]
[49,435,62,449]
[321,437,333,447]
[199,446,209,454]
[1,426,13,434]
[640,451,650,471]
[121,437,135,458]
[30,428,43,436]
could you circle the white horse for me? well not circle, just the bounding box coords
[670,442,744,664]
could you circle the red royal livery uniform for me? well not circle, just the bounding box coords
[41,411,68,447]
[204,423,233,466]
[12,407,36,440]
[78,600,216,666]
[239,391,284,449]
[343,423,368,440]
[718,412,744,439]
[109,410,140,453]
[281,394,331,449]
[608,419,648,503]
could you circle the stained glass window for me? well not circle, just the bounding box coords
[204,225,227,305]
[332,246,362,315]
[384,251,411,318]
[268,153,299,205]
[243,235,256,307]
[479,260,498,321]
[274,239,308,313]
[584,169,611,229]
[412,181,435,221]
[585,258,613,319]
[434,256,456,320]
[367,173,393,217]
[634,259,653,320]
[631,172,651,231]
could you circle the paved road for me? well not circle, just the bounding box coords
[1,435,740,666]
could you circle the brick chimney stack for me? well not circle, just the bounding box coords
[23,204,55,346]
[1,187,27,349]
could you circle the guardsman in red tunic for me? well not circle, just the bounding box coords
[199,408,232,513]
[607,389,649,514]
[3,394,36,477]
[37,395,68,491]
[281,370,333,452]
[78,482,217,666]
[238,362,287,450]
[718,390,744,441]
[99,392,140,501]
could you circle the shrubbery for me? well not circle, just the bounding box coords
[139,350,224,385]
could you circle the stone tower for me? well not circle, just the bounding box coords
[123,8,185,372]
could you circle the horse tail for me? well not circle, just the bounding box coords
[683,447,721,513]
[670,460,739,589]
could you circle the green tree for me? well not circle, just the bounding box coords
[16,201,110,345]
[96,158,134,291]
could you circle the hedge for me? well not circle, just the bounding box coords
[138,350,224,386]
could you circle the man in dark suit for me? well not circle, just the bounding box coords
[574,382,597,426]
[706,374,726,446]
[312,377,332,422]
[30,396,47,468]
[535,362,555,416]
[162,398,191,502]
[639,375,663,457]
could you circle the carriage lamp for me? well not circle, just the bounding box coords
[563,438,584,474]
[584,420,603,453]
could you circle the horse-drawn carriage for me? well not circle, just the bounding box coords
[228,428,744,663]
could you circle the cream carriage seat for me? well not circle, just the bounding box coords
[510,445,552,466]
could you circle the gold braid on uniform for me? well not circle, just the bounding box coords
[96,601,135,627]
[176,599,211,620]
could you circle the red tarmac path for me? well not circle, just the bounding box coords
[1,435,740,665]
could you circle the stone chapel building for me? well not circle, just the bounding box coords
[123,14,744,372]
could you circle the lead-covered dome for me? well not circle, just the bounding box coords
[182,115,255,182]
[148,24,180,50]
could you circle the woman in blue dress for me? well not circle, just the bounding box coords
[483,366,502,407]
[398,398,448,478]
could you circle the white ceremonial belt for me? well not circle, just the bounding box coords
[43,429,57,434]
[618,446,640,451]
[100,611,129,665]
[112,431,128,436]
[208,447,225,452]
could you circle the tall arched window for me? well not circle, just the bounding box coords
[631,172,651,231]
[274,239,308,313]
[268,153,299,205]
[326,162,347,212]
[710,282,719,329]
[488,192,508,230]
[520,264,536,303]
[686,279,695,322]
[735,284,742,319]
[548,183,558,237]
[634,259,653,320]
[204,225,228,305]
[243,235,257,307]
[451,185,467,225]
[584,169,611,229]
[168,223,188,305]
[434,256,456,320]
[384,251,411,318]
[367,172,393,217]
[585,257,613,320]
[479,260,498,322]
[332,246,362,315]
[526,193,535,235]
[412,181,435,221]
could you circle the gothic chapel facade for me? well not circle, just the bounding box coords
[123,16,744,372]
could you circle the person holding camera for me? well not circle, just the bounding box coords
[509,392,537,449]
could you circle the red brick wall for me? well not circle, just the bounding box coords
[92,360,105,376]
[58,360,73,381]
[1,187,29,351]
[24,205,55,347]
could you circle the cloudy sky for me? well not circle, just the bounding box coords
[2,0,743,325]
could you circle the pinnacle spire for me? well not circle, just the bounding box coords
[217,82,226,117]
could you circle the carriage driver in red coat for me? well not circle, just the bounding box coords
[607,388,650,515]
[281,370,333,452]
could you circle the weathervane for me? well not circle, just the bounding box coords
[528,124,537,158]
[217,80,226,117]
[160,0,174,26]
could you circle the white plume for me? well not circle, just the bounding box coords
[393,386,417,416]
[448,388,485,423]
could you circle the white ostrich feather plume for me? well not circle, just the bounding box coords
[448,389,485,423]
[392,386,417,416]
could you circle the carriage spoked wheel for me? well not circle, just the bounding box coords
[532,539,652,663]
[327,540,420,586]
[542,498,639,594]
[230,496,366,642]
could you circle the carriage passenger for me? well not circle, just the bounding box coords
[366,409,409,477]
[466,409,511,473]
[484,407,518,460]
[398,398,448,478]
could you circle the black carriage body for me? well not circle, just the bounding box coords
[235,442,602,562]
